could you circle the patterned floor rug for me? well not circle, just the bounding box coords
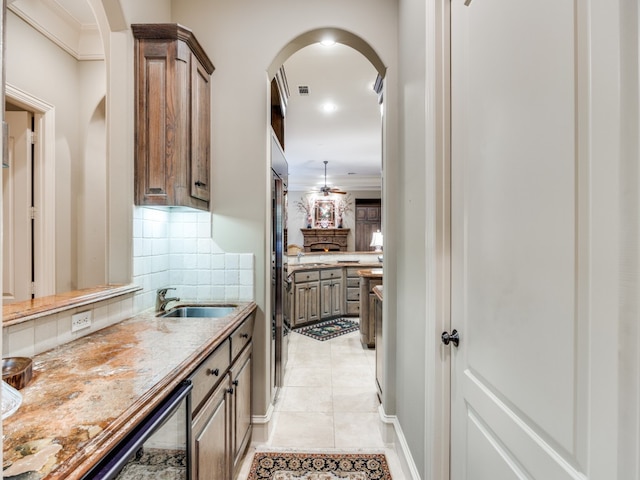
[118,448,186,480]
[247,452,392,480]
[293,318,359,341]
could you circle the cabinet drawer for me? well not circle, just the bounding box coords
[294,270,319,283]
[347,278,360,288]
[347,288,360,301]
[190,340,231,414]
[320,268,342,280]
[231,317,254,361]
[346,302,360,315]
[346,267,361,278]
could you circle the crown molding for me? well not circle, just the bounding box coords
[9,0,104,60]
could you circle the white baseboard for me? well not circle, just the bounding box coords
[251,401,275,444]
[379,405,421,480]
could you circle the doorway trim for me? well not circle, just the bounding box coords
[6,84,56,297]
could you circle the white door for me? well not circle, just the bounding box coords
[3,111,33,303]
[450,0,617,478]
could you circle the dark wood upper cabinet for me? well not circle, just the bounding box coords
[132,24,215,211]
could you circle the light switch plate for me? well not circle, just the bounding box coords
[71,311,92,332]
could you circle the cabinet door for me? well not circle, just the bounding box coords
[307,282,320,323]
[367,293,377,347]
[330,278,344,317]
[293,284,308,326]
[374,297,383,398]
[320,279,333,319]
[192,375,230,480]
[231,347,252,470]
[190,54,210,203]
[359,279,370,340]
[135,39,173,206]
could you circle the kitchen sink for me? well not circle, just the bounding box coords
[160,306,237,318]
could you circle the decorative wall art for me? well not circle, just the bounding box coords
[314,200,335,228]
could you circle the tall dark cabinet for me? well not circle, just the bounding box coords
[355,199,382,251]
[132,24,214,211]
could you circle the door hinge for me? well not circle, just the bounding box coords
[30,206,36,220]
[28,130,36,144]
[31,282,36,295]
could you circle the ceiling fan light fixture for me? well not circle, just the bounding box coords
[319,161,347,196]
[320,38,336,47]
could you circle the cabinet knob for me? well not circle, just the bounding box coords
[227,388,234,395]
[207,368,219,376]
[232,380,239,386]
[240,333,249,339]
[195,181,207,187]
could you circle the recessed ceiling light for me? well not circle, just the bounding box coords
[320,38,336,47]
[322,103,337,113]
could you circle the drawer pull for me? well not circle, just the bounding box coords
[240,333,249,339]
[227,388,234,395]
[232,380,239,386]
[207,368,220,376]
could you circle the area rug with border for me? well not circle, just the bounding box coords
[247,451,392,480]
[293,318,359,341]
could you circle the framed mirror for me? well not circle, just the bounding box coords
[314,200,335,228]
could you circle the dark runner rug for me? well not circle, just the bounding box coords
[247,452,392,480]
[293,318,359,341]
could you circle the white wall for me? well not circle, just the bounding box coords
[6,12,109,293]
[395,0,428,473]
[6,11,81,292]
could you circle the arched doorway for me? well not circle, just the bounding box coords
[267,28,387,419]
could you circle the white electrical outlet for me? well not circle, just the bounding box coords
[71,311,92,332]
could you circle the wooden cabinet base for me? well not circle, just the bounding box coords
[359,276,382,348]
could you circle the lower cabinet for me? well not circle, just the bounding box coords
[293,280,320,326]
[359,276,382,348]
[190,314,254,480]
[192,374,231,480]
[231,345,252,473]
[374,292,383,401]
[320,268,344,319]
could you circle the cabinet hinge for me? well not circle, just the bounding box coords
[30,206,36,220]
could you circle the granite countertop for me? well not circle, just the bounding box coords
[3,284,141,327]
[373,285,383,302]
[2,301,257,480]
[357,268,383,278]
[286,262,382,277]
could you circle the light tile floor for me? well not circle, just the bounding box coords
[239,324,405,479]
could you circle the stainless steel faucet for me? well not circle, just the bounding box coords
[297,251,305,263]
[156,287,180,312]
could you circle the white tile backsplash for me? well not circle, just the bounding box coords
[4,207,256,356]
[132,206,255,312]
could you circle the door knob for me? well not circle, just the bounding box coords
[441,329,460,347]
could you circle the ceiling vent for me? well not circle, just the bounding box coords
[298,85,310,96]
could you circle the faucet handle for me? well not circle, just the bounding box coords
[157,287,175,296]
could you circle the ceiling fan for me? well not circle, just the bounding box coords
[319,160,347,196]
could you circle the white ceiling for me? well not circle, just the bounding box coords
[20,1,384,193]
[282,43,382,193]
